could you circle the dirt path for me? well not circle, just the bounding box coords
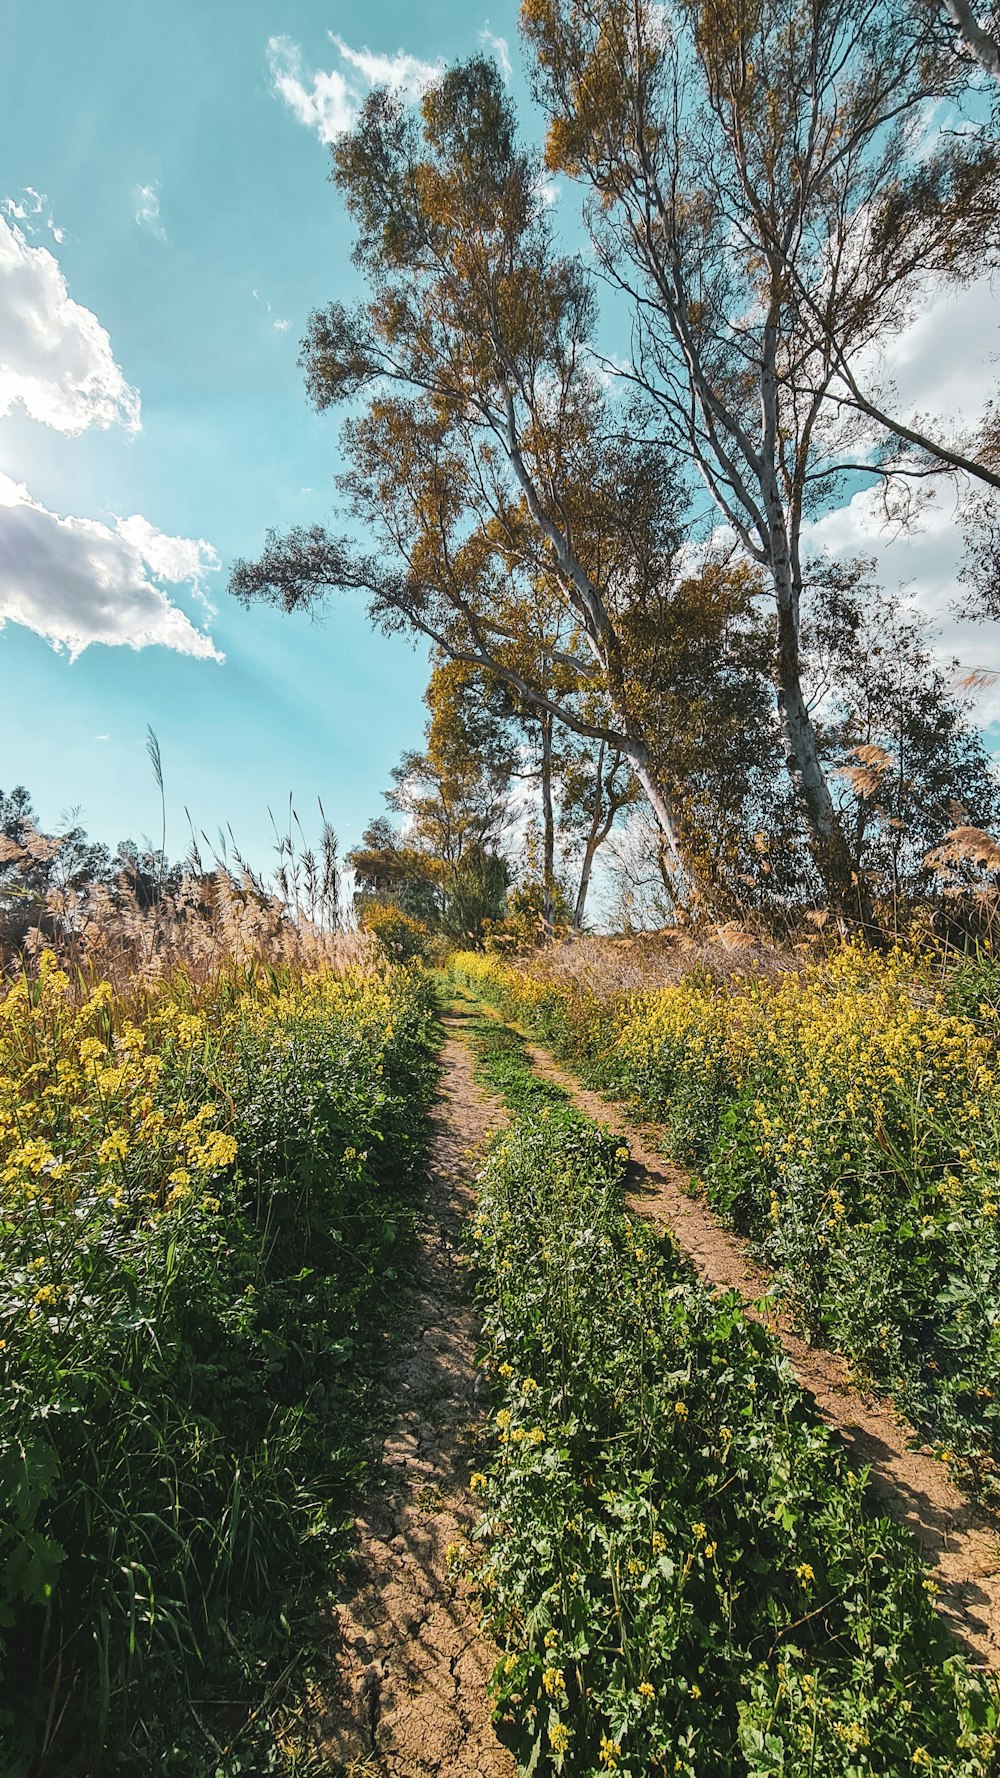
[525,1042,1000,1674]
[314,1029,516,1776]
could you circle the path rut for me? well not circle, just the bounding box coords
[526,1040,1000,1674]
[313,1029,515,1776]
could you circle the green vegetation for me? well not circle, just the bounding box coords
[457,983,1000,1776]
[452,947,1000,1497]
[233,10,1000,932]
[0,959,438,1776]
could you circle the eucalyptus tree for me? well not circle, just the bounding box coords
[522,0,999,916]
[805,567,1000,905]
[557,739,640,927]
[940,0,1000,80]
[231,58,710,879]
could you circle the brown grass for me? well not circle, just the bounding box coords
[504,925,802,999]
[16,871,365,995]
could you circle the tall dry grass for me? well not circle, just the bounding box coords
[505,925,802,1000]
[1,809,365,1000]
[30,871,365,996]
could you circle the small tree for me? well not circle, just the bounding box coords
[348,660,515,944]
[806,567,1000,912]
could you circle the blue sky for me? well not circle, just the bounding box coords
[0,2,525,871]
[1,2,997,882]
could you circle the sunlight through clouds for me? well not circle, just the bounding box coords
[0,195,225,661]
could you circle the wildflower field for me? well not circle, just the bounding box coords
[453,994,999,1777]
[0,953,437,1775]
[450,948,1000,1497]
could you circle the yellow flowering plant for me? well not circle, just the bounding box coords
[451,947,1000,1493]
[461,990,1000,1778]
[0,954,438,1773]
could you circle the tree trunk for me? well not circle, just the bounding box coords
[540,708,556,935]
[627,754,683,869]
[758,334,875,929]
[774,590,874,930]
[573,741,606,930]
[944,0,1000,80]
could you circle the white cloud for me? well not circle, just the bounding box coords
[134,181,165,239]
[251,286,292,334]
[480,25,512,82]
[874,275,998,433]
[2,188,45,226]
[0,473,222,661]
[267,32,442,144]
[330,34,443,95]
[800,272,1000,727]
[2,189,66,246]
[0,213,140,435]
[115,511,218,613]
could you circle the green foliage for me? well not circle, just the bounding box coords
[466,1020,1000,1775]
[484,881,573,952]
[451,947,1000,1497]
[0,965,438,1774]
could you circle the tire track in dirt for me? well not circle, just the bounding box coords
[313,1028,516,1776]
[525,1040,1000,1674]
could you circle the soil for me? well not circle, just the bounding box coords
[524,1042,1000,1674]
[312,1028,516,1777]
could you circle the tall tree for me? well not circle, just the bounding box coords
[940,0,1000,80]
[557,738,640,928]
[230,58,706,874]
[387,659,517,865]
[523,0,998,916]
[349,659,516,940]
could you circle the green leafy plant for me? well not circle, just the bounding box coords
[0,960,439,1774]
[461,996,1000,1774]
[451,948,1000,1496]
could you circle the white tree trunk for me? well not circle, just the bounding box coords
[944,0,1000,80]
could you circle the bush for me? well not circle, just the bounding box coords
[360,899,435,962]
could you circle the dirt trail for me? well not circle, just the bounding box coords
[526,1042,1000,1674]
[314,1029,516,1776]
